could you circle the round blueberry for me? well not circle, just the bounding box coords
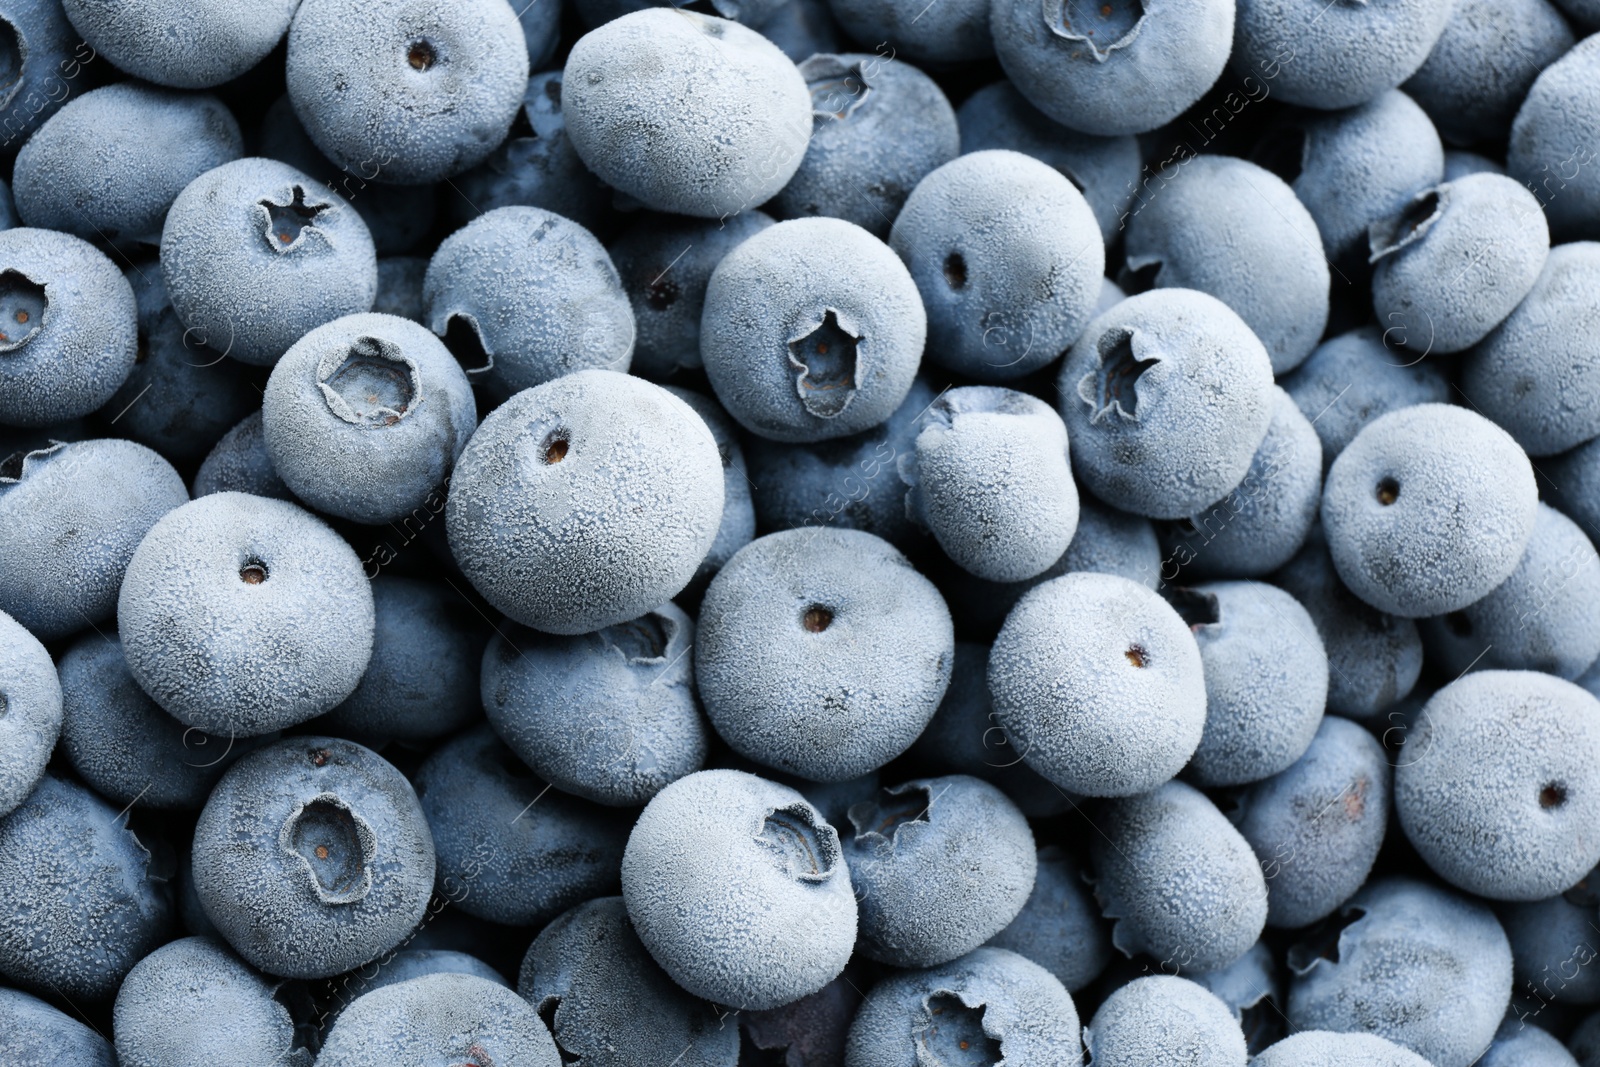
[327,949,507,1019]
[757,0,843,63]
[1509,35,1600,240]
[0,986,115,1065]
[63,0,295,88]
[0,1,91,146]
[194,411,293,500]
[0,608,59,819]
[1501,884,1600,1007]
[316,972,562,1067]
[1480,1017,1583,1067]
[1547,434,1600,552]
[1252,1030,1436,1067]
[826,0,992,64]
[987,845,1111,992]
[1085,975,1247,1067]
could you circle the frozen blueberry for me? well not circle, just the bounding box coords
[316,972,562,1067]
[414,726,629,927]
[1321,404,1539,617]
[1501,884,1600,1006]
[373,257,427,322]
[113,936,308,1067]
[1252,1030,1435,1067]
[63,0,294,88]
[989,572,1205,796]
[757,0,842,63]
[662,387,757,592]
[14,83,241,249]
[0,227,138,425]
[1444,149,1506,180]
[1125,156,1329,374]
[562,10,811,219]
[903,386,1077,582]
[1547,434,1600,535]
[117,492,375,736]
[1287,877,1512,1067]
[1509,36,1600,240]
[772,53,958,237]
[1481,1016,1585,1067]
[1232,0,1451,111]
[262,312,476,524]
[0,773,172,1000]
[621,769,857,1010]
[956,80,1140,244]
[845,947,1081,1066]
[842,775,1035,968]
[1279,326,1452,470]
[1092,780,1268,973]
[328,949,507,1018]
[1233,715,1390,928]
[1162,387,1322,580]
[1056,288,1275,520]
[992,0,1232,136]
[319,577,487,743]
[446,370,724,635]
[0,438,187,640]
[0,1,91,149]
[890,150,1103,382]
[1085,975,1247,1067]
[609,211,774,381]
[518,896,741,1067]
[424,207,634,399]
[743,970,861,1066]
[1462,242,1600,456]
[1396,671,1600,900]
[287,0,528,186]
[518,0,561,69]
[827,0,992,64]
[568,0,787,29]
[192,737,434,979]
[160,158,378,367]
[0,986,115,1066]
[987,845,1110,992]
[702,217,926,443]
[1177,580,1328,787]
[451,71,614,237]
[1189,940,1283,1054]
[194,411,293,500]
[0,609,58,818]
[696,528,953,782]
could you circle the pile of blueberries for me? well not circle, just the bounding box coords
[5,0,1600,1061]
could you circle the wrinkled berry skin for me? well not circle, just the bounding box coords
[0,227,138,425]
[191,737,436,980]
[446,369,724,635]
[194,412,293,500]
[316,972,562,1067]
[64,0,296,88]
[987,845,1111,992]
[0,986,116,1066]
[0,608,59,819]
[1084,975,1247,1067]
[161,157,378,367]
[1509,36,1600,241]
[1253,1031,1436,1067]
[287,0,529,186]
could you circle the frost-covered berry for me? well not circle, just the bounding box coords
[1253,1031,1435,1067]
[0,986,115,1066]
[0,1,90,147]
[987,845,1111,992]
[0,609,59,819]
[317,973,562,1067]
[1084,975,1247,1067]
[193,412,293,500]
[1478,1017,1584,1067]
[1500,886,1600,1006]
[63,0,296,88]
[1508,36,1600,241]
[446,369,724,635]
[826,0,992,64]
[662,387,757,594]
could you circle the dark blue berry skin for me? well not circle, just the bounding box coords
[518,896,740,1067]
[1084,974,1247,1067]
[1190,940,1283,1055]
[827,0,993,65]
[414,725,629,927]
[0,985,116,1065]
[13,83,243,249]
[0,773,173,1001]
[0,609,57,819]
[63,0,294,88]
[327,948,507,1020]
[1501,884,1600,1008]
[956,79,1140,244]
[987,845,1111,992]
[192,737,436,980]
[0,438,188,640]
[373,257,427,322]
[518,0,561,70]
[0,0,92,150]
[193,411,293,500]
[1479,1017,1582,1067]
[757,0,842,63]
[1509,36,1600,241]
[316,972,562,1067]
[0,226,138,425]
[772,53,958,239]
[743,970,861,1066]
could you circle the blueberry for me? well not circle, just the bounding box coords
[1233,715,1390,928]
[373,256,427,322]
[1287,877,1512,1067]
[445,369,724,635]
[621,769,857,1010]
[1478,1017,1584,1067]
[1444,149,1506,180]
[113,936,309,1067]
[756,0,843,63]
[561,10,811,219]
[662,387,757,593]
[1546,434,1600,536]
[696,528,953,782]
[772,53,959,238]
[319,576,488,744]
[0,227,138,425]
[1462,242,1600,456]
[986,845,1112,992]
[0,0,91,148]
[0,985,115,1065]
[1252,1030,1435,1067]
[192,737,434,979]
[518,0,561,70]
[0,609,58,818]
[518,896,740,1067]
[193,411,294,500]
[1084,975,1247,1067]
[286,0,528,186]
[1509,36,1600,240]
[482,604,707,806]
[956,80,1141,244]
[904,386,1078,581]
[743,971,861,1066]
[316,972,562,1067]
[844,947,1082,1066]
[0,773,173,1000]
[63,0,294,87]
[890,150,1103,381]
[327,948,508,1018]
[1091,780,1268,973]
[1321,404,1539,617]
[262,312,476,524]
[1177,580,1328,787]
[1501,886,1600,1007]
[161,158,378,367]
[423,206,634,399]
[0,438,187,640]
[826,0,993,65]
[116,492,375,736]
[609,211,774,381]
[413,726,629,927]
[570,0,787,29]
[1056,288,1275,520]
[702,217,925,443]
[1188,940,1283,1055]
